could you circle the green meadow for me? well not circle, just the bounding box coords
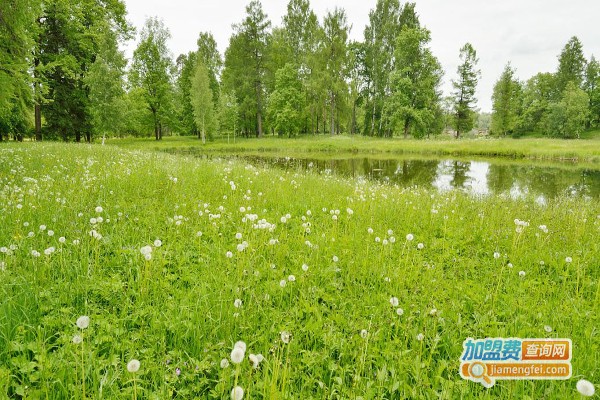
[0,142,599,399]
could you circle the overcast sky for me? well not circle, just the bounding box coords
[122,0,600,112]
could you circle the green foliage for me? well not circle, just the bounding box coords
[388,27,443,138]
[491,63,522,136]
[452,43,480,138]
[130,17,174,140]
[190,61,216,143]
[556,36,586,92]
[267,64,305,136]
[584,56,600,127]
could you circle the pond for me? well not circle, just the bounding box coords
[232,155,600,200]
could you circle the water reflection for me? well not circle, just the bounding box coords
[238,156,600,199]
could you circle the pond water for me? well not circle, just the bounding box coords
[233,155,600,200]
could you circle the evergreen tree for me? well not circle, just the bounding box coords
[452,43,480,138]
[556,36,586,92]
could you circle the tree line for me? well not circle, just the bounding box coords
[1,0,598,142]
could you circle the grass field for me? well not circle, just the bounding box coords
[107,132,600,163]
[0,142,598,399]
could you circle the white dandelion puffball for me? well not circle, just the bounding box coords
[576,379,595,397]
[417,243,424,250]
[332,255,339,263]
[154,239,162,247]
[234,341,246,352]
[360,329,368,339]
[230,347,245,364]
[76,315,90,329]
[235,232,242,240]
[127,359,140,373]
[231,386,244,400]
[390,297,399,307]
[280,331,291,344]
[367,227,374,234]
[226,251,233,258]
[72,334,83,344]
[396,308,404,316]
[406,233,414,241]
[544,325,553,333]
[565,257,572,263]
[220,358,229,368]
[279,280,287,288]
[416,333,425,341]
[95,206,103,213]
[288,275,296,282]
[234,299,242,308]
[140,245,152,255]
[493,252,500,259]
[249,354,260,368]
[519,270,526,277]
[302,264,309,272]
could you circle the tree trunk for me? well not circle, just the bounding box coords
[158,122,163,140]
[76,132,81,142]
[257,110,263,138]
[34,57,42,141]
[404,119,409,139]
[330,92,335,136]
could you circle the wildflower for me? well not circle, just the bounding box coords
[332,215,338,221]
[375,237,381,243]
[154,239,162,247]
[576,379,595,397]
[406,233,414,241]
[90,218,97,225]
[288,275,296,282]
[235,232,242,240]
[280,216,287,223]
[234,299,242,308]
[416,333,425,341]
[332,256,339,263]
[140,246,152,256]
[493,252,500,259]
[417,243,424,250]
[226,251,233,258]
[72,334,83,344]
[367,227,374,234]
[175,368,181,376]
[429,308,438,316]
[231,386,244,400]
[127,359,140,373]
[95,206,103,213]
[59,236,66,243]
[76,316,90,329]
[565,257,572,263]
[389,236,396,243]
[390,297,399,307]
[249,354,261,369]
[360,329,368,339]
[544,325,553,333]
[519,270,526,277]
[279,280,287,288]
[96,217,103,223]
[234,341,246,352]
[196,231,203,237]
[396,308,404,316]
[47,230,54,236]
[382,239,389,245]
[280,331,291,344]
[40,225,46,231]
[220,358,229,368]
[73,239,80,245]
[236,244,245,252]
[231,347,245,364]
[302,264,309,272]
[387,229,394,236]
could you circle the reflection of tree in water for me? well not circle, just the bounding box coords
[581,170,600,197]
[450,161,471,189]
[487,164,515,195]
[391,160,439,187]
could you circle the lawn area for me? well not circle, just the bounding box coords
[0,142,598,399]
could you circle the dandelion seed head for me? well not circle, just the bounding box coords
[360,329,368,339]
[220,358,229,368]
[493,252,500,259]
[519,270,526,277]
[72,334,82,344]
[279,280,287,288]
[230,347,245,364]
[302,264,309,272]
[565,257,572,263]
[389,297,399,307]
[234,299,242,308]
[226,251,233,258]
[280,331,291,344]
[367,227,374,234]
[288,275,296,282]
[417,243,424,250]
[76,316,90,329]
[396,308,404,316]
[231,386,244,400]
[544,325,553,333]
[416,333,425,341]
[127,359,140,373]
[576,379,595,397]
[406,233,414,241]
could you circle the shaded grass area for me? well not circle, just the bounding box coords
[0,143,598,399]
[107,133,600,163]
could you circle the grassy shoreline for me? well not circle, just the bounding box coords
[107,134,600,163]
